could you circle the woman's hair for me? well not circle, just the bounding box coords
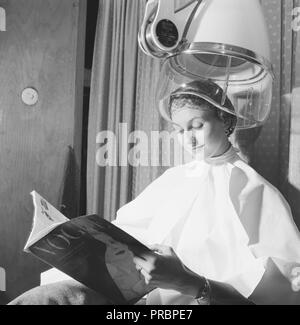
[169,94,237,137]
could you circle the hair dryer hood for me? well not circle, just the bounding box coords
[184,0,271,60]
[154,0,274,129]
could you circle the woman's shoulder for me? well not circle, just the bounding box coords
[232,158,287,201]
[137,165,187,194]
[156,163,194,178]
[142,162,203,193]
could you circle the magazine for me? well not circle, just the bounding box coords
[24,191,153,305]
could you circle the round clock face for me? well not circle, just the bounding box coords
[156,19,179,48]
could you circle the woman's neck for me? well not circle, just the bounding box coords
[211,141,232,159]
[204,142,237,165]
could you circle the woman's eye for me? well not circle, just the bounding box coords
[192,122,203,130]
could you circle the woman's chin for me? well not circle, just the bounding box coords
[185,147,205,161]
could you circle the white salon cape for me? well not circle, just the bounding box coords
[112,147,300,305]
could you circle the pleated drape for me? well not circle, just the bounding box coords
[87,0,142,220]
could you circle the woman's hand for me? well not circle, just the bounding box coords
[133,244,203,297]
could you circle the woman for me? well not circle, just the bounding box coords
[9,81,300,305]
[112,80,300,305]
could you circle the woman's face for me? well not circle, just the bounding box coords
[171,103,230,160]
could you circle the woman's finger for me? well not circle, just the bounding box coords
[133,256,155,273]
[133,256,146,267]
[134,250,157,261]
[140,269,152,285]
[149,244,173,255]
[135,263,142,271]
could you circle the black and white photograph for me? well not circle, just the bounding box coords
[1,0,300,307]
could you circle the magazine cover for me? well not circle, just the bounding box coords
[25,192,153,305]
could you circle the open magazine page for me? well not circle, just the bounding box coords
[24,191,69,251]
[25,193,154,304]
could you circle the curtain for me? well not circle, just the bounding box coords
[250,0,300,228]
[282,0,300,227]
[87,0,142,220]
[87,0,300,227]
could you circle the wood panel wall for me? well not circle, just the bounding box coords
[0,0,86,303]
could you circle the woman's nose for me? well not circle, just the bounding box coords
[184,131,197,145]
